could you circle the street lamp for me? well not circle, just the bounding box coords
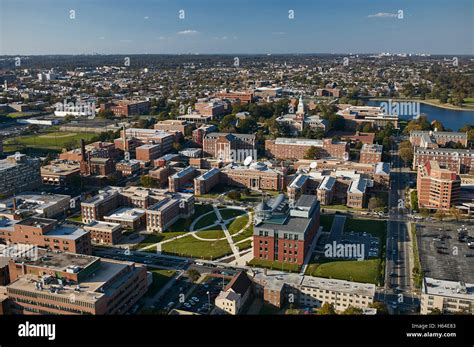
[207,291,210,314]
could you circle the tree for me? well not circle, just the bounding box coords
[97,109,115,119]
[227,191,241,201]
[368,197,385,211]
[450,207,461,222]
[428,308,443,315]
[219,114,236,132]
[140,175,157,188]
[399,141,414,165]
[187,269,200,282]
[434,210,445,221]
[319,302,336,315]
[304,146,319,160]
[369,301,388,315]
[341,306,363,315]
[419,208,430,218]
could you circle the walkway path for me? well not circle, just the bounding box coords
[213,205,240,260]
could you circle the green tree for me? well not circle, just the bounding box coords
[140,175,157,188]
[319,303,336,315]
[187,269,200,282]
[341,306,364,315]
[368,197,385,211]
[369,301,388,315]
[304,146,319,160]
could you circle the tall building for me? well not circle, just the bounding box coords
[0,154,41,197]
[4,248,149,315]
[417,161,461,210]
[253,194,320,265]
[275,96,327,135]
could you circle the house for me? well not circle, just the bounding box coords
[214,272,253,315]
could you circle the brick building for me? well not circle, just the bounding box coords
[100,100,150,117]
[0,217,92,255]
[413,147,474,174]
[359,144,383,164]
[168,166,198,192]
[0,154,41,197]
[154,120,194,136]
[417,161,461,210]
[265,138,349,161]
[84,221,123,245]
[135,144,161,162]
[253,194,320,265]
[410,130,468,148]
[203,132,256,162]
[4,249,148,315]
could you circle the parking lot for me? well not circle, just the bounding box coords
[416,222,474,283]
[155,272,232,315]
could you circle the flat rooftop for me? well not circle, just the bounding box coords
[104,207,145,222]
[424,277,474,300]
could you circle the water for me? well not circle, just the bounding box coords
[365,100,474,131]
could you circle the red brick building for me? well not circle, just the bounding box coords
[100,100,150,117]
[359,144,383,164]
[0,217,92,255]
[253,195,320,265]
[265,138,349,161]
[417,161,461,210]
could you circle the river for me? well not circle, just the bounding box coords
[365,100,474,131]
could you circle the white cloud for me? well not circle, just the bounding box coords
[272,32,286,35]
[144,16,150,20]
[177,30,199,35]
[368,12,398,18]
[213,36,228,40]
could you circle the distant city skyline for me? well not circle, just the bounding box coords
[0,0,473,55]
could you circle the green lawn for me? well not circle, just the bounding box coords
[195,225,225,239]
[227,215,249,235]
[161,235,232,260]
[132,232,186,250]
[146,269,176,298]
[67,214,83,223]
[232,224,253,243]
[248,258,301,273]
[305,217,387,285]
[236,239,252,251]
[4,131,97,152]
[165,204,214,233]
[194,211,218,230]
[305,259,382,285]
[219,208,245,220]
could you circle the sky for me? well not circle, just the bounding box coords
[0,0,473,55]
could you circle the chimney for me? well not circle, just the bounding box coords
[80,139,86,162]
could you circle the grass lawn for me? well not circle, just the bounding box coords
[227,215,249,235]
[161,235,232,260]
[67,214,83,223]
[219,208,245,220]
[305,217,387,285]
[195,225,225,239]
[236,239,252,251]
[133,232,186,250]
[165,204,214,233]
[4,131,97,152]
[146,269,176,298]
[194,211,218,230]
[320,214,335,232]
[232,224,253,243]
[305,259,382,285]
[6,112,34,118]
[248,258,301,273]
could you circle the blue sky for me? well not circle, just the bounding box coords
[0,0,472,55]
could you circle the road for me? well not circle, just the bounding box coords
[385,139,415,312]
